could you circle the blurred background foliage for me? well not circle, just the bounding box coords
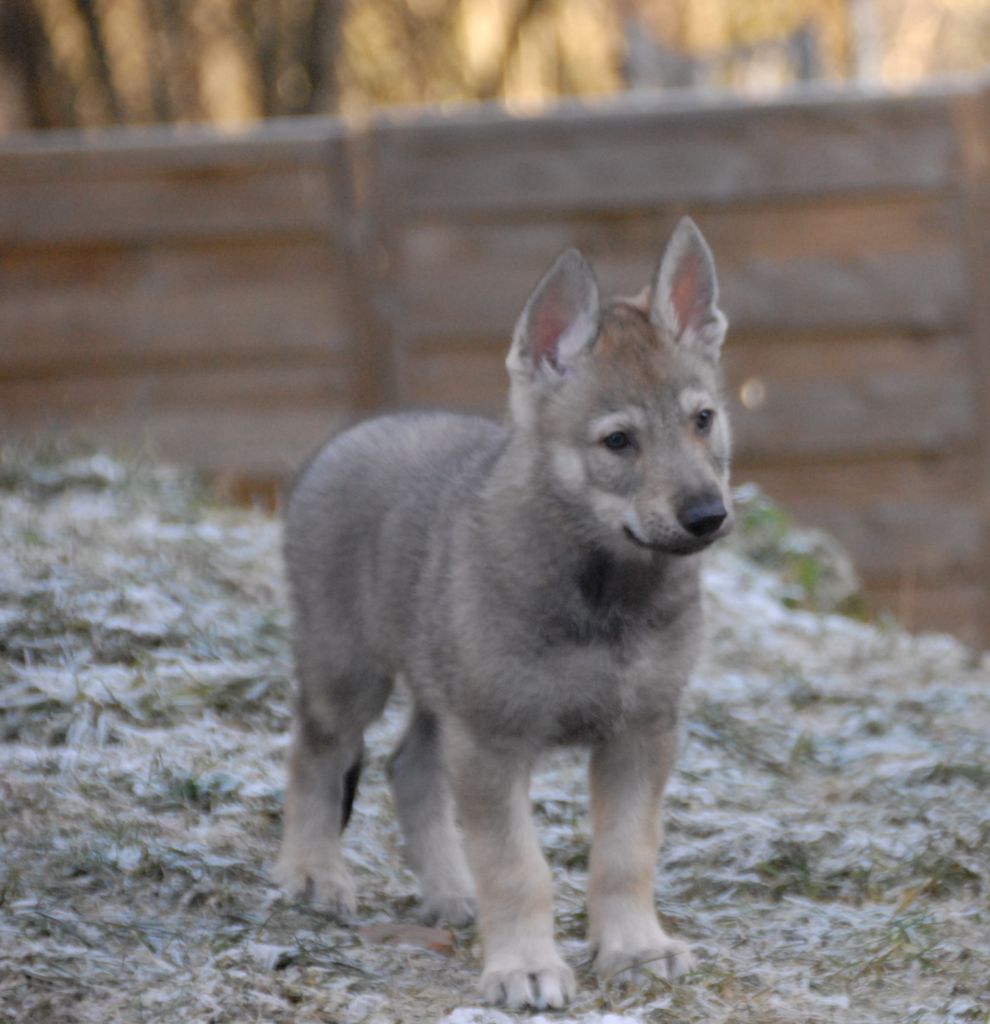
[0,0,989,132]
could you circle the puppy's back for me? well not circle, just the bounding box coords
[284,412,506,666]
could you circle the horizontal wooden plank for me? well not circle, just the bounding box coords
[399,332,976,459]
[398,344,507,415]
[0,240,351,375]
[735,452,980,506]
[0,365,352,475]
[0,160,343,246]
[727,335,976,458]
[725,331,967,382]
[866,579,987,647]
[0,116,345,178]
[376,86,960,216]
[0,363,353,417]
[397,197,966,337]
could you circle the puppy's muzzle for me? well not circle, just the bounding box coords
[677,495,727,538]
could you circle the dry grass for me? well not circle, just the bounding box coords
[1,442,988,1024]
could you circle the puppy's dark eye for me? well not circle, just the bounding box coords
[695,409,715,434]
[603,431,632,452]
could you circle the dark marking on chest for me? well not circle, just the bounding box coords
[568,548,661,645]
[578,548,660,610]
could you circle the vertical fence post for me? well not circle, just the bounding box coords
[331,118,399,421]
[953,82,990,646]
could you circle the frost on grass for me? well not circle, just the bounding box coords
[1,444,989,1024]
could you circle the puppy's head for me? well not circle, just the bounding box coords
[506,218,733,558]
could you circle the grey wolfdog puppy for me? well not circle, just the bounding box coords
[274,218,733,1009]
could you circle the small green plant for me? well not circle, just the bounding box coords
[730,485,866,616]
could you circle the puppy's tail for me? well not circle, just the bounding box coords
[341,747,363,831]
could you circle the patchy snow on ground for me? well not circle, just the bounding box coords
[1,445,988,1024]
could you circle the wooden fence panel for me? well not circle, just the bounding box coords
[0,122,366,481]
[2,83,989,643]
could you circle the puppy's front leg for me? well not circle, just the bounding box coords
[589,725,695,982]
[444,720,575,1010]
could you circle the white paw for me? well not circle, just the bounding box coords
[272,849,357,919]
[595,937,696,983]
[481,958,576,1010]
[419,892,477,928]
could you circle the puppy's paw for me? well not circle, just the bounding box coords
[419,892,477,928]
[481,958,576,1010]
[272,849,357,919]
[595,937,696,983]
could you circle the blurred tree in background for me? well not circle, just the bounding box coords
[0,0,988,132]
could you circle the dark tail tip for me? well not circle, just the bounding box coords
[341,750,363,831]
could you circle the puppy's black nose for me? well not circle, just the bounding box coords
[679,496,727,538]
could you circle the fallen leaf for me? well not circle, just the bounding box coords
[357,922,455,955]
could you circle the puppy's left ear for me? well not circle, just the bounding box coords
[650,217,727,362]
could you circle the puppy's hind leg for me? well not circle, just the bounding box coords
[388,705,477,926]
[274,646,391,917]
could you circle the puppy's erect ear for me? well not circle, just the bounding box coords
[506,248,600,383]
[650,217,727,361]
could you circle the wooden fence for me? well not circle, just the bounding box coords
[2,82,990,645]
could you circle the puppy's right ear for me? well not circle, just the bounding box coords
[506,248,600,384]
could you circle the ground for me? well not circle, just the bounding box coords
[0,445,988,1024]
